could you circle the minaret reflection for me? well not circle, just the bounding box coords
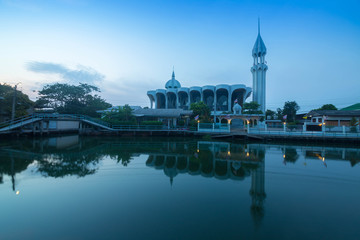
[146,141,267,225]
[249,145,266,227]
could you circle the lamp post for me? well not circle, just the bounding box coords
[11,82,21,123]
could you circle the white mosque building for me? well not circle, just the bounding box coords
[147,23,267,114]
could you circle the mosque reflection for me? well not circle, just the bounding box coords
[1,135,360,225]
[146,141,266,224]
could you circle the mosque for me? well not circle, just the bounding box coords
[147,22,268,114]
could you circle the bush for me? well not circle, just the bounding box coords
[189,119,198,128]
[350,117,358,133]
[350,126,357,133]
[177,119,185,126]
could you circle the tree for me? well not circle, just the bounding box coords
[280,101,300,122]
[102,105,136,125]
[265,109,276,120]
[314,104,337,111]
[190,101,211,122]
[0,83,34,120]
[36,83,111,117]
[276,108,283,120]
[350,117,358,133]
[242,101,262,114]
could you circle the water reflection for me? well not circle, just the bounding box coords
[1,136,360,230]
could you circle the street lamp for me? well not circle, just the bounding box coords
[11,82,21,123]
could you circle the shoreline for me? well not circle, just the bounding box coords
[1,129,360,144]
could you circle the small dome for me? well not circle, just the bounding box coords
[233,103,242,114]
[165,70,181,89]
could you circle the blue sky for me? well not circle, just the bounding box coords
[0,0,359,112]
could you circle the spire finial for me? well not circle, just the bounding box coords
[172,66,175,79]
[258,17,260,35]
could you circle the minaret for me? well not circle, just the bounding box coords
[251,19,268,113]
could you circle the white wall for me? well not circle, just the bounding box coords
[57,121,79,130]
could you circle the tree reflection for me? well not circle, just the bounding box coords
[37,154,99,178]
[0,151,34,191]
[1,135,360,229]
[283,148,299,163]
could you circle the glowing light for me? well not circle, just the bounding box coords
[322,157,325,162]
[227,151,231,155]
[323,123,326,125]
[246,152,249,157]
[283,122,286,125]
[16,190,20,195]
[283,154,286,158]
[197,149,199,153]
[197,120,200,123]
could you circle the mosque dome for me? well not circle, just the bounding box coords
[165,70,181,89]
[233,103,242,114]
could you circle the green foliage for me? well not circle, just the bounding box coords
[350,117,358,133]
[0,83,34,119]
[189,119,199,128]
[102,105,136,125]
[190,101,211,122]
[278,101,300,122]
[177,119,185,126]
[287,122,298,131]
[242,101,263,114]
[265,109,276,120]
[314,104,337,111]
[276,108,283,120]
[36,83,111,117]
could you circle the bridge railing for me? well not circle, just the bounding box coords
[32,113,112,128]
[0,115,36,129]
[0,113,197,132]
[0,113,112,130]
[198,123,230,133]
[249,129,360,138]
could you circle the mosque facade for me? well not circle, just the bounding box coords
[147,23,267,114]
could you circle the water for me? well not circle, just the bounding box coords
[0,135,359,240]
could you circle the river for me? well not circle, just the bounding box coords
[0,135,359,240]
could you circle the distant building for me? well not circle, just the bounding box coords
[305,110,360,131]
[97,105,142,114]
[147,21,267,114]
[132,108,193,128]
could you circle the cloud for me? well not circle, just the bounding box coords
[26,61,104,85]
